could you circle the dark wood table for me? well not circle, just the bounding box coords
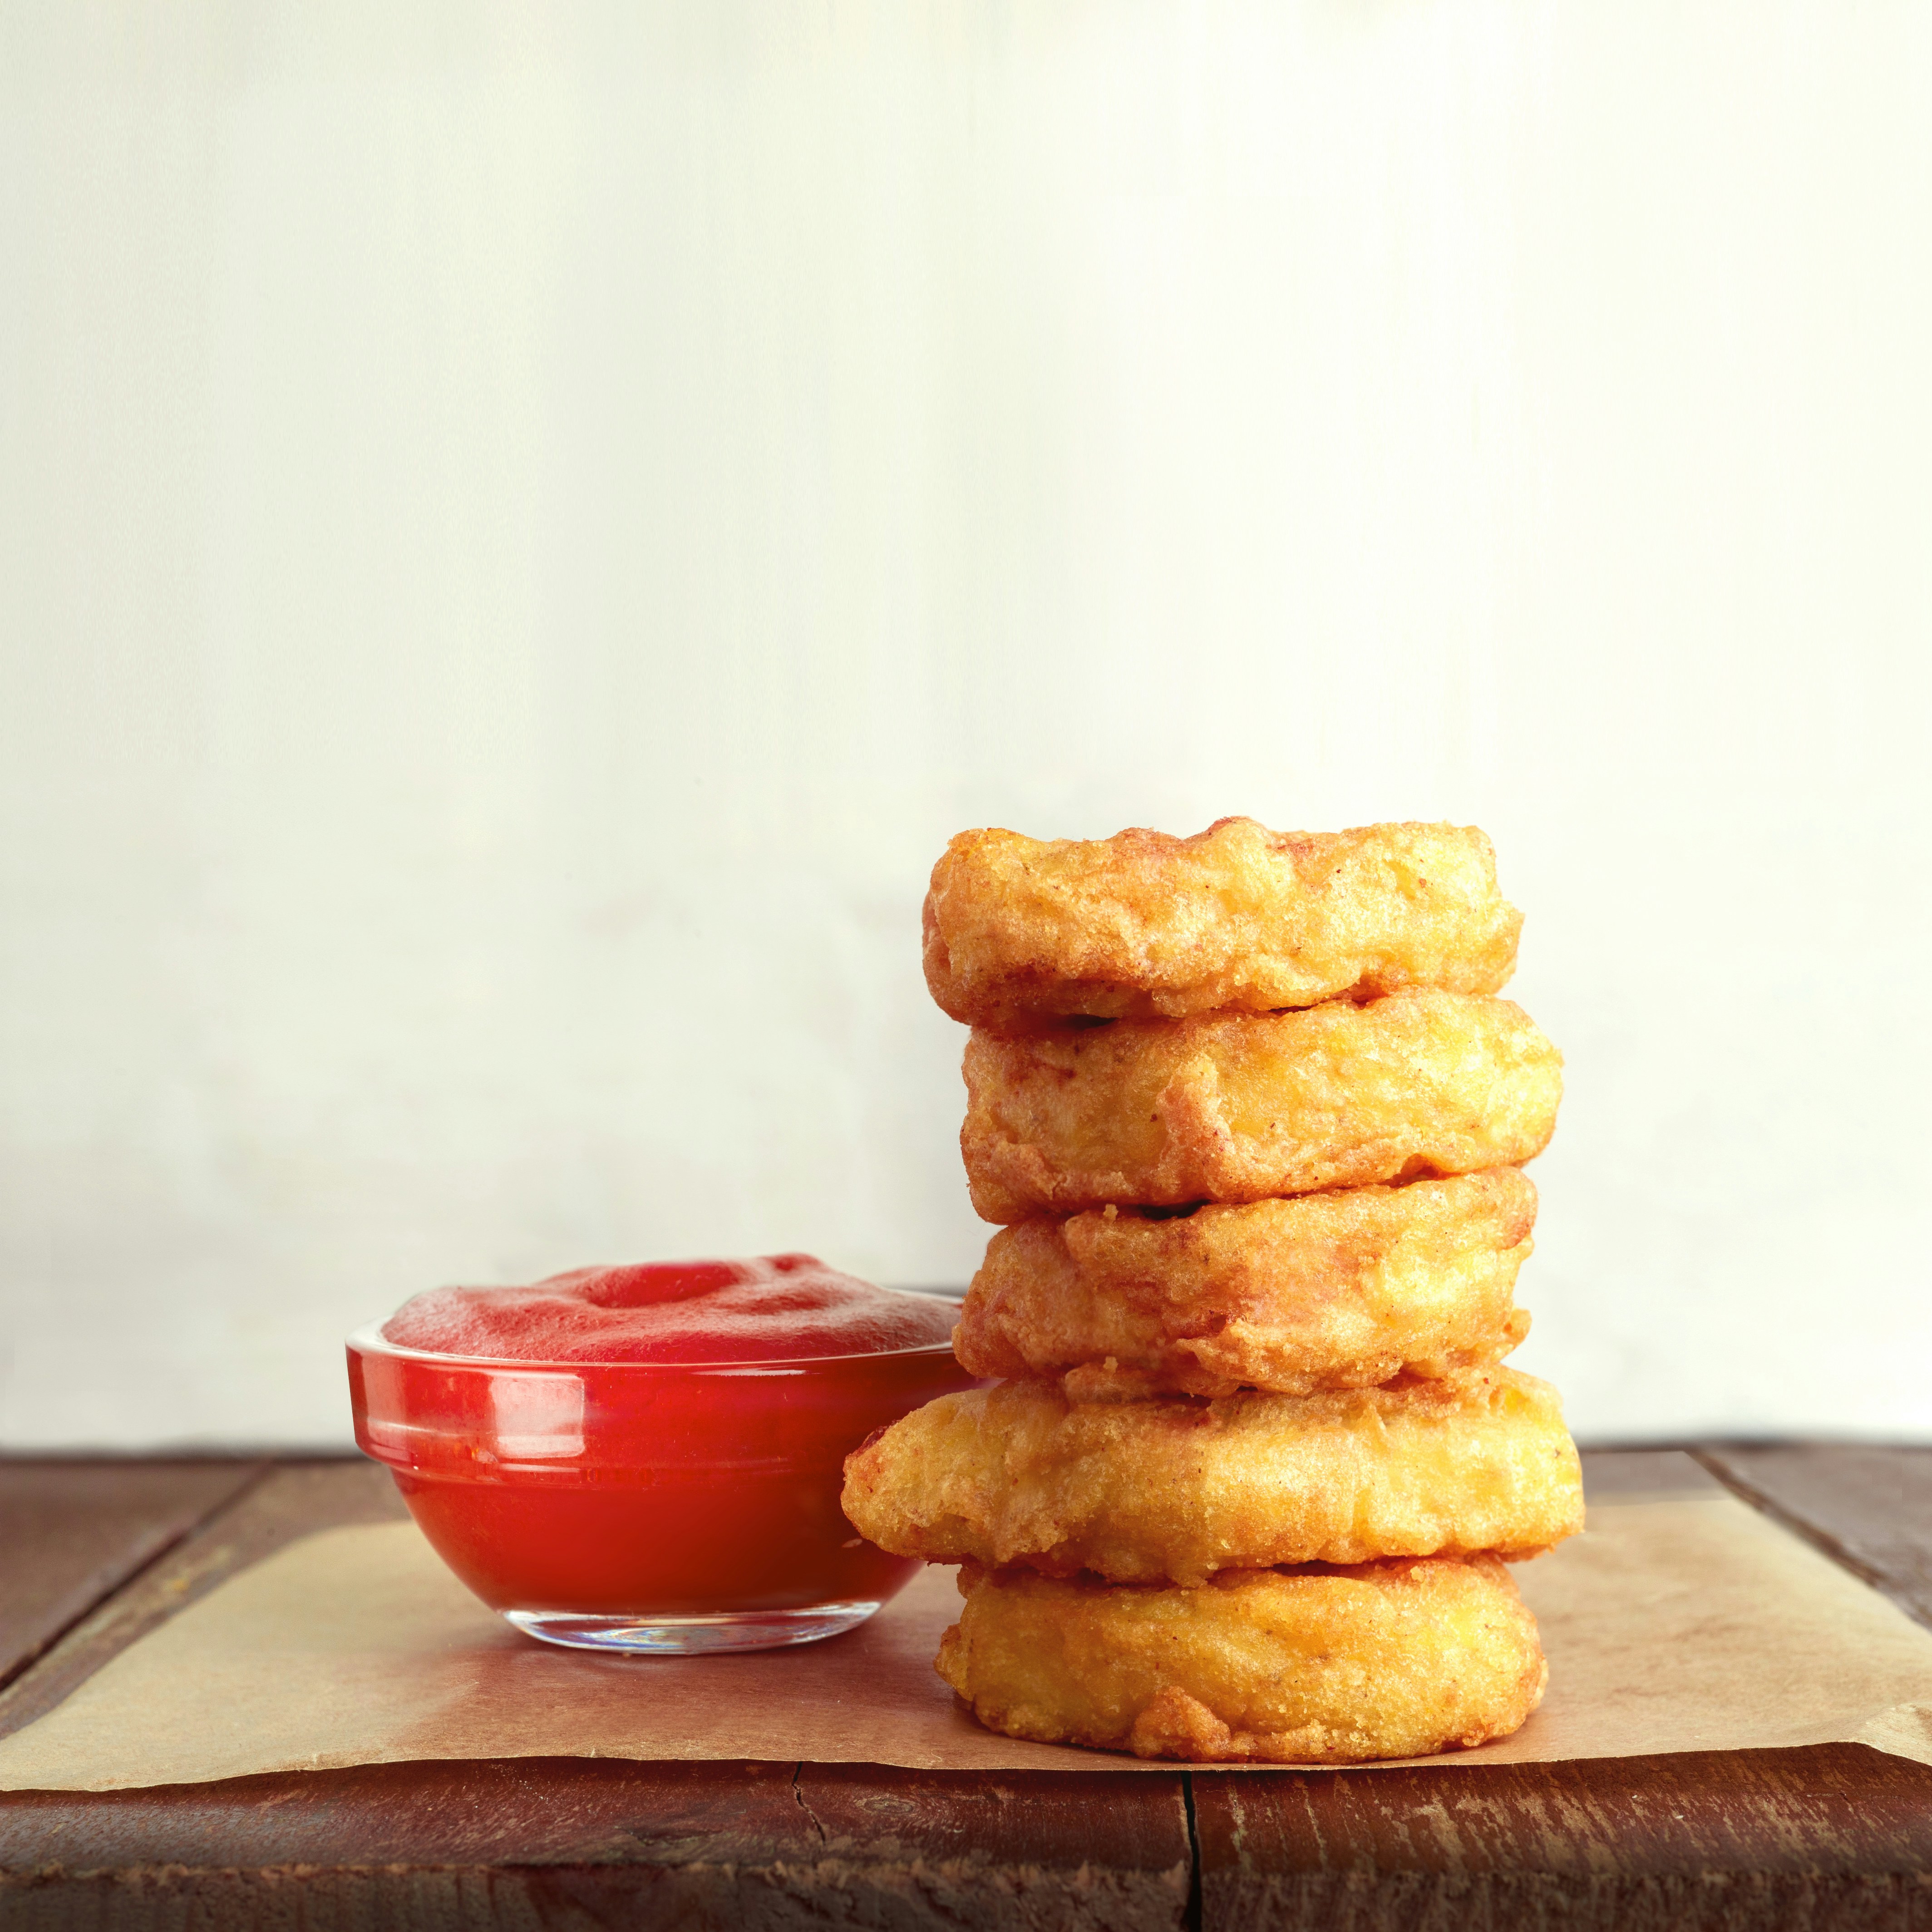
[2,1446,1929,1929]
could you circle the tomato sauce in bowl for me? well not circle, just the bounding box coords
[347,1255,979,1653]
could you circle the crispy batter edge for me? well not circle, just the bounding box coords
[925,819,1523,1030]
[940,1556,1548,1764]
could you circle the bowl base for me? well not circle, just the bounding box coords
[502,1601,886,1654]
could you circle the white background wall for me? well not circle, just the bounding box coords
[3,2,1927,1449]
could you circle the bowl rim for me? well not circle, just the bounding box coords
[345,1316,965,1376]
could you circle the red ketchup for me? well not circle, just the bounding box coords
[348,1256,976,1651]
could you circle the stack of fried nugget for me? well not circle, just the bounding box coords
[842,819,1583,1764]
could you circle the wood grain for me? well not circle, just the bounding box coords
[0,1462,404,1745]
[0,1758,814,1868]
[0,1463,263,1692]
[0,1761,818,1932]
[794,1764,1191,1928]
[0,1759,1191,1931]
[1698,1445,1932,1630]
[1192,1742,1932,1931]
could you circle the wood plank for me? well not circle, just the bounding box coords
[0,1757,813,1869]
[1193,1743,1932,1932]
[0,1462,264,1691]
[796,1763,1192,1929]
[0,1760,828,1930]
[35,1745,1920,1931]
[1697,1445,1932,1629]
[0,1461,404,1745]
[1581,1446,1727,1502]
[0,1760,1193,1931]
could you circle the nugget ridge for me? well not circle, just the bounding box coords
[842,1367,1583,1585]
[955,1169,1537,1399]
[961,991,1562,1222]
[925,818,1521,1031]
[937,1554,1547,1763]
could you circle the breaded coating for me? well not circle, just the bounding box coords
[961,991,1561,1223]
[924,819,1521,1032]
[937,1555,1546,1763]
[955,1169,1536,1400]
[842,1368,1582,1585]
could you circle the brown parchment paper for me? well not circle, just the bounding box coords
[6,1455,1932,1790]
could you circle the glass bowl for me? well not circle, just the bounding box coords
[347,1321,981,1654]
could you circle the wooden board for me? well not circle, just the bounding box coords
[0,1760,1195,1930]
[1191,1743,1932,1931]
[0,1462,404,1744]
[0,1462,263,1692]
[4,1447,1932,1932]
[1699,1444,1932,1627]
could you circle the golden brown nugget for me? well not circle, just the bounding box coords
[960,990,1561,1223]
[842,1368,1582,1585]
[938,1555,1546,1763]
[925,818,1521,1031]
[956,1169,1536,1400]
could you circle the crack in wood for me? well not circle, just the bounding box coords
[1181,1772,1202,1932]
[790,1763,830,1847]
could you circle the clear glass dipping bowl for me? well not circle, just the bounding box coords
[347,1321,980,1655]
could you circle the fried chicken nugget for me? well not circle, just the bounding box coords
[938,1555,1546,1763]
[925,819,1521,1032]
[961,991,1561,1223]
[842,1368,1582,1585]
[955,1169,1536,1400]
